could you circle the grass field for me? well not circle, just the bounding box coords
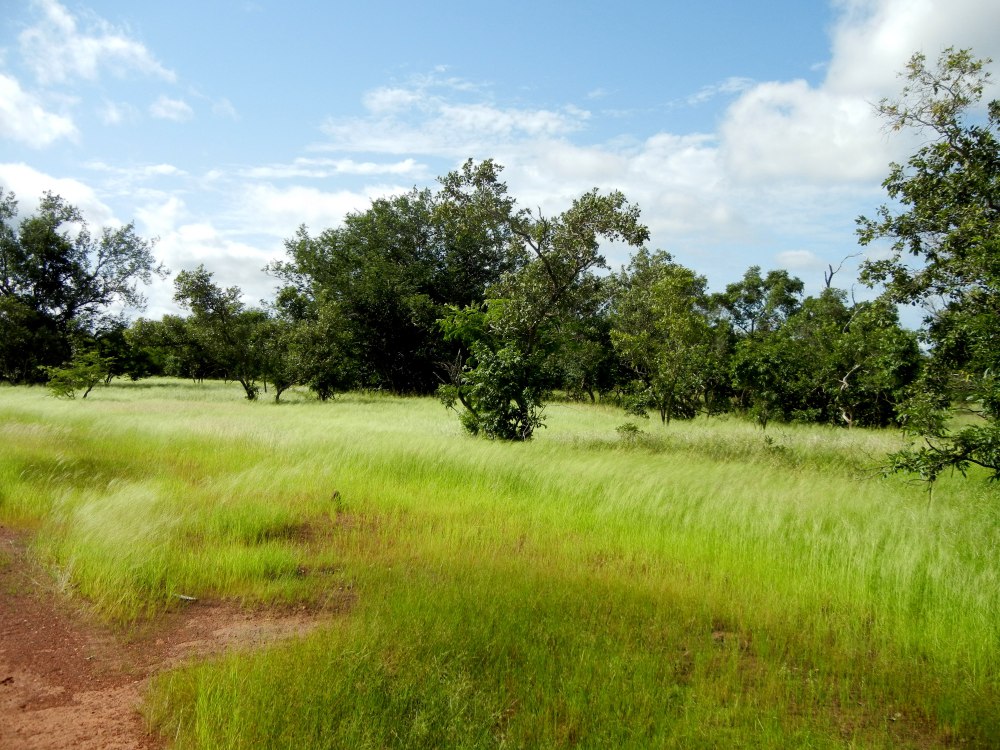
[1,378,998,748]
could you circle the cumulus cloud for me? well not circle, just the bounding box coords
[0,72,77,147]
[142,221,281,317]
[774,249,828,272]
[238,183,410,237]
[19,0,175,85]
[0,162,115,225]
[720,80,888,183]
[717,0,1000,186]
[149,95,194,122]
[826,0,1000,96]
[134,193,187,238]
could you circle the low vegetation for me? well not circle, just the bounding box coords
[1,379,997,748]
[0,45,997,748]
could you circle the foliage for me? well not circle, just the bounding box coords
[92,320,156,383]
[731,289,920,428]
[42,349,110,399]
[173,265,268,400]
[859,47,1000,481]
[610,249,721,423]
[549,290,619,403]
[439,161,649,439]
[128,314,221,382]
[269,174,521,395]
[257,287,355,402]
[714,265,803,336]
[0,189,163,383]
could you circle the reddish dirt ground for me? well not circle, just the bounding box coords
[0,525,338,750]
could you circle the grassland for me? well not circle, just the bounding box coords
[1,378,997,748]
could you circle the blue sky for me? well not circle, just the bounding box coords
[2,0,998,318]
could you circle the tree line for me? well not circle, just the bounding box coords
[0,161,921,429]
[1,48,996,483]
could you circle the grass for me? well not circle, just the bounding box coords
[1,378,997,748]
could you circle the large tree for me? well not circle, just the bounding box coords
[730,288,920,429]
[439,162,648,439]
[0,190,162,382]
[270,172,522,395]
[173,265,267,401]
[610,249,719,424]
[858,48,1000,481]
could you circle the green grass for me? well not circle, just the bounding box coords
[1,378,997,748]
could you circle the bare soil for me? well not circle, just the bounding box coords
[0,525,342,750]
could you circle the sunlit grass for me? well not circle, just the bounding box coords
[1,378,997,747]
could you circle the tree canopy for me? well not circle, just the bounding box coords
[438,162,648,439]
[859,47,1000,482]
[0,190,162,383]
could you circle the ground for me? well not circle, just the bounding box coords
[0,525,333,750]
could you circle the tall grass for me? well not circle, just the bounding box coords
[1,379,997,747]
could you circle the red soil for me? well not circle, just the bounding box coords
[0,526,338,750]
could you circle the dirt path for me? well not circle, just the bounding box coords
[0,526,340,750]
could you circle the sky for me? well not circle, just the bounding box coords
[1,0,999,319]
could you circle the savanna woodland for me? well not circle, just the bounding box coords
[1,48,998,748]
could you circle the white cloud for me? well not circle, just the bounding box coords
[85,161,187,183]
[717,0,1000,186]
[238,183,410,237]
[720,80,888,183]
[363,87,424,114]
[826,0,1000,97]
[98,99,138,125]
[0,162,116,225]
[0,72,77,147]
[320,71,590,157]
[322,101,589,156]
[240,158,427,180]
[135,194,187,238]
[150,95,194,122]
[145,163,184,177]
[19,0,175,85]
[144,222,280,316]
[684,77,755,106]
[774,249,828,272]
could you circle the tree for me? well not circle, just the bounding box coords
[439,162,649,439]
[730,288,920,429]
[269,175,521,395]
[254,286,355,402]
[43,350,109,399]
[0,189,163,382]
[128,315,220,382]
[173,266,267,400]
[829,298,921,428]
[551,278,619,403]
[714,266,803,337]
[858,47,1000,482]
[609,249,718,423]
